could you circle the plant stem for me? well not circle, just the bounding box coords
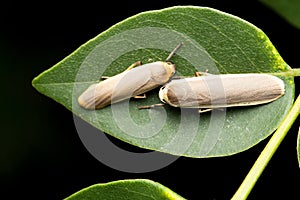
[231,94,300,200]
[270,68,300,77]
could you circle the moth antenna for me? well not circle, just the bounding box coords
[165,42,183,61]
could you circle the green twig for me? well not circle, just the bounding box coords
[231,94,300,200]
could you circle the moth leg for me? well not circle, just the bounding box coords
[198,108,213,113]
[195,70,212,77]
[126,61,142,71]
[138,103,165,109]
[134,93,146,99]
[195,72,201,77]
[198,107,226,113]
[101,76,110,80]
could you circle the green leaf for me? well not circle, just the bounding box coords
[65,179,185,200]
[32,6,294,158]
[298,127,300,168]
[260,0,300,29]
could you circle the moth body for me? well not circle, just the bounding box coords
[159,74,285,109]
[78,61,175,109]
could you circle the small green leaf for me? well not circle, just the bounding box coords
[65,179,185,200]
[32,6,294,158]
[260,0,300,29]
[298,127,300,168]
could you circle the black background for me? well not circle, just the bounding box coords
[1,0,300,199]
